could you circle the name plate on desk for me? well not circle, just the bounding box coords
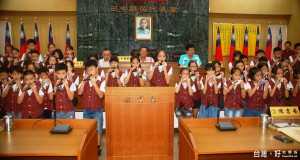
[118,56,131,62]
[270,106,300,117]
[74,61,83,67]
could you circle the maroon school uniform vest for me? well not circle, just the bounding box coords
[269,59,275,67]
[175,84,194,110]
[284,69,291,82]
[291,55,300,70]
[41,84,53,111]
[82,79,104,111]
[107,71,124,87]
[126,69,144,87]
[190,76,201,100]
[55,81,74,113]
[21,83,43,118]
[224,81,244,110]
[246,81,265,110]
[151,64,171,87]
[98,68,103,77]
[9,60,23,67]
[268,80,287,106]
[201,79,219,107]
[1,85,22,114]
[291,80,300,107]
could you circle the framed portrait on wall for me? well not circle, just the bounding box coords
[135,15,153,41]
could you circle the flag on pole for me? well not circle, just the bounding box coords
[20,21,27,59]
[266,25,272,60]
[255,25,260,52]
[229,25,236,62]
[49,21,53,43]
[215,25,223,62]
[34,21,41,53]
[5,21,11,46]
[243,26,248,56]
[278,26,282,49]
[65,21,71,55]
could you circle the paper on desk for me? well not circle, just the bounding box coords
[274,123,299,128]
[277,127,300,143]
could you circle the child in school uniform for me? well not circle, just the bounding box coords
[21,39,43,63]
[45,55,58,81]
[240,55,250,72]
[124,56,147,87]
[223,67,246,117]
[77,59,105,155]
[8,48,23,68]
[83,55,105,79]
[31,50,44,68]
[105,56,125,87]
[66,60,79,107]
[280,57,294,82]
[17,70,44,119]
[290,43,300,70]
[53,63,76,119]
[268,65,293,107]
[1,66,23,119]
[198,63,221,118]
[228,50,242,72]
[258,62,271,81]
[212,60,225,109]
[234,60,248,82]
[188,61,202,118]
[53,49,65,64]
[149,50,172,86]
[38,67,54,119]
[65,46,77,62]
[43,43,56,64]
[250,49,265,68]
[174,68,195,118]
[291,66,300,108]
[268,47,282,69]
[244,67,269,117]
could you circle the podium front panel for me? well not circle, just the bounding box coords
[105,87,174,159]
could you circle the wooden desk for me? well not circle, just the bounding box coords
[0,119,98,160]
[179,118,300,160]
[74,62,225,111]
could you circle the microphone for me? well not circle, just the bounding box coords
[216,108,237,131]
[50,83,72,134]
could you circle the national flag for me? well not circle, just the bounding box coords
[5,21,11,46]
[65,21,70,55]
[20,21,27,59]
[266,25,272,60]
[278,26,282,49]
[49,21,53,43]
[243,26,248,56]
[255,25,260,52]
[215,25,223,62]
[34,21,41,53]
[229,25,236,62]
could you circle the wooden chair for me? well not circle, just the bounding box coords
[170,52,185,62]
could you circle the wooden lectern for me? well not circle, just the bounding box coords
[105,87,175,160]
